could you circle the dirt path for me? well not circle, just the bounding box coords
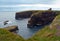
[55,24,60,36]
[50,23,60,36]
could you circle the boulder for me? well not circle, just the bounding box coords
[27,8,58,28]
[3,20,12,25]
[4,25,18,32]
[4,20,9,25]
[15,11,32,20]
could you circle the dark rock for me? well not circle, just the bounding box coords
[4,26,18,32]
[15,11,32,20]
[27,8,58,28]
[4,20,9,25]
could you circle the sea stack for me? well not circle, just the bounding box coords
[27,8,58,28]
[15,11,32,20]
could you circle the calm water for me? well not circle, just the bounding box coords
[0,12,43,39]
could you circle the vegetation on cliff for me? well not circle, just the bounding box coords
[0,28,24,41]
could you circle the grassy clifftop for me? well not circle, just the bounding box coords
[0,28,24,41]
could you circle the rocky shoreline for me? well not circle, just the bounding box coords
[4,25,18,33]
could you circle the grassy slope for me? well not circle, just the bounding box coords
[0,28,24,41]
[0,11,60,41]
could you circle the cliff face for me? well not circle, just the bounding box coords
[27,10,58,28]
[15,10,42,20]
[15,11,32,20]
[15,9,58,27]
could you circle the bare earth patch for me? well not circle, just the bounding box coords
[55,24,60,36]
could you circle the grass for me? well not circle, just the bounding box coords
[0,28,24,41]
[26,26,57,41]
[0,10,60,41]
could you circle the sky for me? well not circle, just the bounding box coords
[0,0,54,5]
[0,0,60,11]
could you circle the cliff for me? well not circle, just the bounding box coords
[15,11,32,19]
[27,10,58,28]
[15,10,44,20]
[15,9,58,27]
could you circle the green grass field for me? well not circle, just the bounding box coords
[0,11,60,41]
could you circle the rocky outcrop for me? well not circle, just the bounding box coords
[27,9,58,28]
[4,20,9,25]
[4,26,18,32]
[15,11,32,20]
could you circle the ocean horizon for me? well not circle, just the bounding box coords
[0,5,60,12]
[0,0,60,12]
